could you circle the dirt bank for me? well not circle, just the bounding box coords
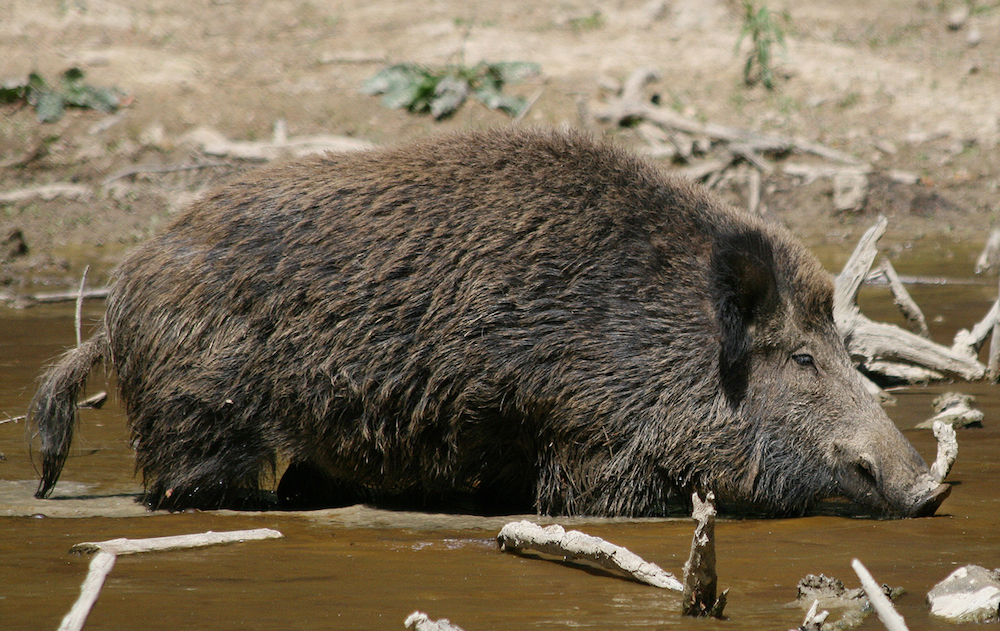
[2,0,998,293]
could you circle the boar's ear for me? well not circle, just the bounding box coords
[711,226,780,398]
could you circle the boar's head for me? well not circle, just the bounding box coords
[708,224,949,518]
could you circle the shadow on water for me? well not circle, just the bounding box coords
[1,244,997,631]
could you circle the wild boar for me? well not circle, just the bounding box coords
[30,128,950,517]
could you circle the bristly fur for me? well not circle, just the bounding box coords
[28,127,939,517]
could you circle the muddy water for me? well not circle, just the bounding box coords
[1,245,998,631]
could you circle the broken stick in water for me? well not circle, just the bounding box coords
[496,520,683,590]
[793,599,830,631]
[404,611,467,631]
[60,529,283,631]
[930,420,958,484]
[851,559,909,631]
[682,491,727,618]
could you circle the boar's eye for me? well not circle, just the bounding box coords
[792,353,815,368]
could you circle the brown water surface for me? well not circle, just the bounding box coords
[1,246,998,631]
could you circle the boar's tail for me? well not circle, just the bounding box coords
[30,323,108,499]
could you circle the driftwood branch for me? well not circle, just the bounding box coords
[874,258,930,338]
[180,122,374,162]
[404,612,467,631]
[953,298,999,359]
[58,551,116,631]
[3,391,106,425]
[61,529,283,631]
[835,217,888,318]
[794,599,830,631]
[835,217,988,382]
[101,161,235,186]
[930,420,958,483]
[851,559,909,631]
[916,392,984,430]
[70,528,284,556]
[975,228,1000,274]
[2,286,110,308]
[682,491,727,618]
[595,68,863,169]
[497,520,682,590]
[991,280,1000,382]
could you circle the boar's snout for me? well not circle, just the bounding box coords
[833,441,949,518]
[910,482,951,517]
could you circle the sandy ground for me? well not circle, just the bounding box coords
[1,0,999,292]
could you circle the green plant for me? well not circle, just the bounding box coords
[735,1,790,90]
[567,11,604,33]
[0,68,124,123]
[361,61,540,120]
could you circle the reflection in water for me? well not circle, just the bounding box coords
[1,260,997,631]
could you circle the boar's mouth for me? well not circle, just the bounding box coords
[908,482,951,517]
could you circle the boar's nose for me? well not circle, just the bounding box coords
[909,482,951,517]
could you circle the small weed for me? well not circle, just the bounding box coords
[728,91,747,111]
[362,61,540,120]
[735,1,790,90]
[0,68,125,123]
[837,92,860,109]
[567,11,604,33]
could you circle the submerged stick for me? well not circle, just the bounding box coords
[497,520,682,590]
[58,551,116,631]
[682,491,727,618]
[71,528,284,556]
[851,559,909,631]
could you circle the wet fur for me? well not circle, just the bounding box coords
[32,128,890,515]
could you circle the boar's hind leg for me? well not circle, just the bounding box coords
[131,396,280,511]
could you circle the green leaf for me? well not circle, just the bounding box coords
[27,72,49,94]
[85,86,122,113]
[488,61,540,84]
[430,74,469,119]
[474,84,525,116]
[35,91,65,123]
[0,78,28,104]
[61,67,85,84]
[364,61,541,118]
